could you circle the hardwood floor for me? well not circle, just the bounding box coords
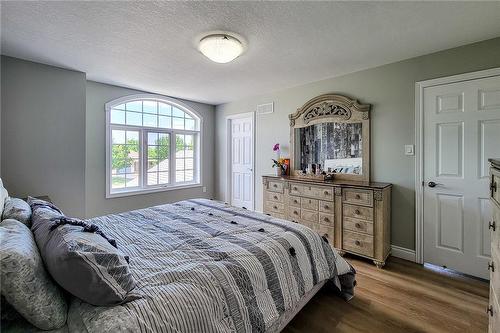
[284,255,489,333]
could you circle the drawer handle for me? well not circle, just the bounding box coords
[487,305,493,317]
[489,221,496,231]
[293,187,298,191]
[491,181,497,194]
[293,211,299,215]
[273,184,278,188]
[294,200,298,204]
[324,191,329,195]
[309,199,312,204]
[273,195,278,200]
[323,217,329,222]
[355,240,361,246]
[488,262,495,272]
[355,223,361,229]
[324,205,329,209]
[355,194,361,199]
[273,205,278,209]
[355,209,361,215]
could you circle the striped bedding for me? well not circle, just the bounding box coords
[65,199,355,333]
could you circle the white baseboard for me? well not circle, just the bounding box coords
[391,245,416,262]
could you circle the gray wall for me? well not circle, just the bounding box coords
[215,37,500,250]
[85,81,215,217]
[1,56,86,217]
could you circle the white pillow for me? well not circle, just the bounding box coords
[0,178,10,218]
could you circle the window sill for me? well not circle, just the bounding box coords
[106,183,202,199]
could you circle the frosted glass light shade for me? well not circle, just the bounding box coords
[198,34,243,63]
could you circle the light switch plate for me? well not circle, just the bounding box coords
[405,144,414,156]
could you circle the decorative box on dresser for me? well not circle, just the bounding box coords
[263,175,392,267]
[489,159,500,333]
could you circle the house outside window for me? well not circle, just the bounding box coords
[105,94,202,198]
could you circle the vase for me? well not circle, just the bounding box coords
[275,168,281,177]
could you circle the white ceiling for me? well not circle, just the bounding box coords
[2,1,500,105]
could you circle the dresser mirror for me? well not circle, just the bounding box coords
[289,93,371,182]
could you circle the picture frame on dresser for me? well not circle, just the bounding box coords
[263,93,392,267]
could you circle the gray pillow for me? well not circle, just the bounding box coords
[0,219,67,330]
[2,197,32,226]
[28,197,138,306]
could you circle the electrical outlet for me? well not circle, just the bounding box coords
[202,186,207,193]
[405,145,414,156]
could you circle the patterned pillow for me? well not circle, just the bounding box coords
[2,198,32,226]
[28,197,138,306]
[0,219,67,330]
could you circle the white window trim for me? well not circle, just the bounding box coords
[105,94,203,198]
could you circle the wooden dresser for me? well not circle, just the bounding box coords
[489,159,500,332]
[263,175,392,267]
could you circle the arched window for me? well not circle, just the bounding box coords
[105,94,202,197]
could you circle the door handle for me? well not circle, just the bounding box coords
[428,181,442,188]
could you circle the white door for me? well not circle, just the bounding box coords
[230,115,254,210]
[423,74,500,279]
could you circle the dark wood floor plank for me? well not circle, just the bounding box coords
[283,255,489,332]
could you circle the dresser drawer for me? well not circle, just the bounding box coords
[303,185,334,201]
[264,201,284,214]
[491,172,500,207]
[288,207,301,222]
[267,180,284,193]
[344,217,373,235]
[343,230,374,257]
[316,224,335,246]
[491,246,500,302]
[288,195,301,208]
[319,200,334,213]
[343,204,374,221]
[270,213,285,220]
[301,209,318,223]
[319,213,334,227]
[265,191,284,203]
[493,208,500,254]
[289,183,303,196]
[488,284,500,333]
[343,188,373,207]
[301,197,319,211]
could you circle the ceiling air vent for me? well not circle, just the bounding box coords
[257,102,274,115]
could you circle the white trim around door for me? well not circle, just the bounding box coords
[415,67,500,264]
[226,112,256,210]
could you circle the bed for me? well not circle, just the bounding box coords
[2,198,355,333]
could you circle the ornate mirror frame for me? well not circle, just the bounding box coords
[289,93,371,182]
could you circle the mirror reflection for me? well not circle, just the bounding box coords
[295,122,363,175]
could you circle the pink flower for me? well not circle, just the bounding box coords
[273,143,280,151]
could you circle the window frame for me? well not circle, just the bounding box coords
[105,94,203,198]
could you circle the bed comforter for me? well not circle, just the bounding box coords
[8,199,356,333]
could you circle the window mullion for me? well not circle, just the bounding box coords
[140,129,145,189]
[170,131,176,185]
[141,129,148,189]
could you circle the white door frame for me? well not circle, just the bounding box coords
[226,111,256,210]
[414,67,500,264]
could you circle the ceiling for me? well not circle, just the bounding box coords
[2,1,500,105]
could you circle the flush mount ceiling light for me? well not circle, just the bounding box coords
[198,33,244,64]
